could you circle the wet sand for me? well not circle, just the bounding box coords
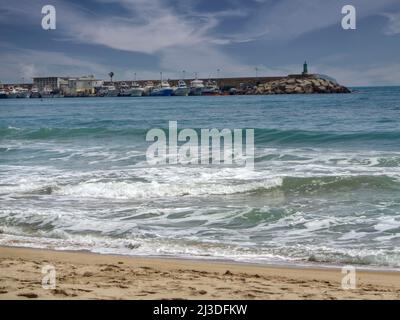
[0,246,399,300]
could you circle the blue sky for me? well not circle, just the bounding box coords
[1,0,400,85]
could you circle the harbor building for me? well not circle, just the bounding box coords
[62,75,104,96]
[33,77,68,91]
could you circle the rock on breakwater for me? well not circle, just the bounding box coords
[251,75,351,95]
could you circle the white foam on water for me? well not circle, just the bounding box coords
[55,178,283,199]
[1,144,400,269]
[1,231,400,269]
[374,217,400,232]
[338,230,368,241]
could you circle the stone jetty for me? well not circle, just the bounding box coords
[250,75,351,95]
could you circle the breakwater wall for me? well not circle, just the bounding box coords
[104,76,284,90]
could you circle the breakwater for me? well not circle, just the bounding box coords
[0,74,351,98]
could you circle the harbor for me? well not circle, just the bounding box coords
[0,64,350,99]
[0,75,283,98]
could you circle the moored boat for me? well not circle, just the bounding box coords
[142,81,154,96]
[150,81,173,96]
[173,80,190,96]
[202,80,220,96]
[7,86,19,98]
[106,85,119,97]
[190,78,204,96]
[130,82,144,97]
[40,86,54,98]
[0,89,8,99]
[118,82,133,97]
[30,86,41,98]
[98,85,119,97]
[16,87,30,98]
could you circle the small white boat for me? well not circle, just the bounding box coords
[16,87,30,98]
[98,85,119,97]
[40,86,54,98]
[7,86,19,98]
[190,78,204,96]
[151,81,173,96]
[130,82,144,97]
[173,80,190,96]
[119,82,133,97]
[143,81,155,96]
[106,85,119,97]
[30,86,41,98]
[202,80,220,96]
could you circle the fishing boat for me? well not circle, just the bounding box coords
[106,85,119,97]
[190,78,204,96]
[40,86,54,98]
[16,87,30,98]
[130,82,144,97]
[7,86,19,98]
[142,81,154,96]
[0,89,8,99]
[202,80,220,96]
[98,85,119,97]
[150,81,173,96]
[118,82,133,97]
[173,80,190,96]
[30,86,41,98]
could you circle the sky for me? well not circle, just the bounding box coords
[1,0,400,86]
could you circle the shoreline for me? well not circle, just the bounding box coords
[1,243,400,274]
[1,245,399,300]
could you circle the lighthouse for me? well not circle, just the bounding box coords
[302,61,308,76]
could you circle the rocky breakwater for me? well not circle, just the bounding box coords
[252,75,351,95]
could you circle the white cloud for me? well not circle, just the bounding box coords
[0,48,109,81]
[312,63,400,86]
[1,0,400,85]
[382,13,400,35]
[54,0,221,54]
[229,0,399,42]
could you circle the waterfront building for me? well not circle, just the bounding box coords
[62,75,104,96]
[33,77,68,91]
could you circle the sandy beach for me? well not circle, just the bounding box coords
[0,246,399,300]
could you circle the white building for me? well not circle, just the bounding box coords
[62,75,104,96]
[33,77,69,91]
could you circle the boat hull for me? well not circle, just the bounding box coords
[173,87,190,96]
[119,92,132,97]
[40,93,54,98]
[131,88,144,97]
[142,89,152,96]
[202,91,220,96]
[30,92,41,98]
[150,88,173,96]
[190,87,203,96]
[17,93,30,98]
[106,91,119,97]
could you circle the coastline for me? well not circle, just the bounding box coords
[1,246,399,300]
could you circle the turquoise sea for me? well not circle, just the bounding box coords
[1,87,400,269]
